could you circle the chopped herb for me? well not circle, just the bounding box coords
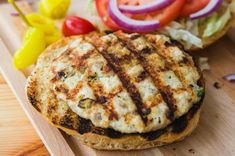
[197,87,204,97]
[88,72,98,82]
[79,94,84,100]
[78,98,95,109]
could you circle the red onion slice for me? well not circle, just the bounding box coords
[108,0,160,32]
[223,74,235,82]
[119,0,174,14]
[190,0,223,20]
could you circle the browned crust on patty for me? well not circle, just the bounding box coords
[55,108,201,150]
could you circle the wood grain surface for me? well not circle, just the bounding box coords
[1,0,235,156]
[0,73,49,156]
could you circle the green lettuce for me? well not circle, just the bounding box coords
[161,21,203,50]
[203,8,232,38]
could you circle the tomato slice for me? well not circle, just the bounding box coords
[148,0,186,27]
[96,0,120,30]
[118,0,152,6]
[180,0,210,17]
[127,0,186,27]
[96,0,186,30]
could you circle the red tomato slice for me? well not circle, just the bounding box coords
[127,0,186,27]
[96,0,186,30]
[118,0,152,6]
[96,0,120,30]
[148,0,186,27]
[180,0,210,17]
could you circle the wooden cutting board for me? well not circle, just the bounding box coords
[1,0,235,155]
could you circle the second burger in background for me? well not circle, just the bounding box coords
[90,0,234,50]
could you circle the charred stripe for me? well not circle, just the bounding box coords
[115,34,177,121]
[99,52,148,124]
[160,90,176,121]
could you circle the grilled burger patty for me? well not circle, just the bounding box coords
[26,31,205,149]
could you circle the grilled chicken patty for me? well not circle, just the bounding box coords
[26,31,204,136]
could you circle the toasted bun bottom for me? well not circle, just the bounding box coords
[53,109,200,150]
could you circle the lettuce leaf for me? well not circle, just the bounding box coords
[166,27,203,50]
[87,0,97,16]
[160,22,203,50]
[203,8,231,38]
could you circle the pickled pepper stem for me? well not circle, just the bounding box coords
[8,0,32,26]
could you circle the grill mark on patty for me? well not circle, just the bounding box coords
[145,35,204,109]
[145,35,195,93]
[84,34,152,124]
[115,33,177,121]
[144,35,188,85]
[97,50,148,124]
[108,54,133,63]
[46,89,59,117]
[84,47,126,121]
[52,48,73,62]
[82,53,125,119]
[164,39,185,51]
[87,73,120,121]
[67,82,83,100]
[70,50,93,69]
[51,43,94,84]
[136,70,148,82]
[87,80,105,103]
[54,44,102,102]
[145,35,198,89]
[160,90,176,121]
[108,104,119,121]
